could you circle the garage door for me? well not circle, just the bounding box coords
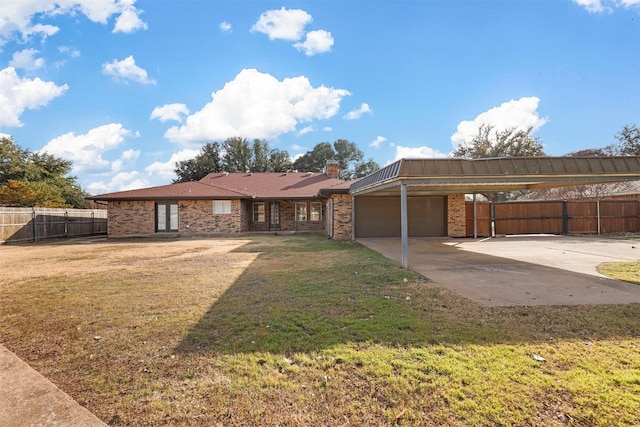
[354,196,446,237]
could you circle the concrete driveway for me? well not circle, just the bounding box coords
[358,235,640,307]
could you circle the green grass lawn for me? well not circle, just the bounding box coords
[1,234,639,426]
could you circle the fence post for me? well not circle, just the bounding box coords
[65,210,69,238]
[32,207,37,242]
[490,201,496,237]
[597,200,601,235]
[562,200,568,235]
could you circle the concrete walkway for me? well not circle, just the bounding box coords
[0,344,107,427]
[359,235,640,307]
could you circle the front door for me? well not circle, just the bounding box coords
[270,202,280,230]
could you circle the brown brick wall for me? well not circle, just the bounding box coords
[447,194,466,237]
[180,200,244,234]
[107,200,155,236]
[331,194,353,240]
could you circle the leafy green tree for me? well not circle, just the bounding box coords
[0,136,89,208]
[266,148,292,172]
[353,158,380,178]
[452,125,545,159]
[174,138,292,181]
[174,142,223,183]
[292,142,335,173]
[251,139,270,172]
[292,139,375,179]
[223,137,253,173]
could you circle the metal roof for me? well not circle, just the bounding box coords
[349,157,640,196]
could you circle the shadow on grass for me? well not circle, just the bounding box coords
[174,234,640,355]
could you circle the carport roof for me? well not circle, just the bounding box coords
[349,157,640,196]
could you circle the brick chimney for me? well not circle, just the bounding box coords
[325,161,340,179]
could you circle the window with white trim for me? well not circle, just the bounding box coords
[310,202,322,221]
[213,200,231,214]
[296,202,307,221]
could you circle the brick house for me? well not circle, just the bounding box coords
[90,163,354,239]
[90,157,640,247]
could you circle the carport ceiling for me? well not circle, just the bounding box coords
[349,157,640,196]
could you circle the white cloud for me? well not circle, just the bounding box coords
[39,123,131,173]
[344,103,372,120]
[573,0,640,12]
[294,29,334,56]
[113,3,148,33]
[573,0,609,12]
[87,171,150,194]
[291,144,304,151]
[10,48,44,71]
[102,55,155,85]
[219,21,232,32]
[251,7,312,41]
[297,125,315,136]
[0,66,68,127]
[323,126,332,132]
[150,103,190,123]
[58,46,81,58]
[393,146,447,161]
[145,149,199,180]
[121,149,140,160]
[165,68,350,146]
[450,96,547,148]
[370,136,386,148]
[0,0,147,46]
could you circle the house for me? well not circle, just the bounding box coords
[90,162,353,239]
[90,157,640,255]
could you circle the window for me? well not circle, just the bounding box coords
[213,200,231,214]
[253,202,265,222]
[296,202,307,221]
[156,202,178,232]
[310,202,322,221]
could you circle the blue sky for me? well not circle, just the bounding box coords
[0,0,638,194]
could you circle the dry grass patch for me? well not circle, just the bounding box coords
[1,234,639,426]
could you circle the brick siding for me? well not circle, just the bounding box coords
[180,200,244,234]
[107,200,155,236]
[330,194,353,240]
[447,194,466,237]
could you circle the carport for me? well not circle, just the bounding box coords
[349,157,640,268]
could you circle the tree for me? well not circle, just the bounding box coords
[223,137,253,173]
[174,138,292,181]
[292,142,335,173]
[615,124,640,156]
[566,148,615,157]
[452,125,545,159]
[0,180,67,207]
[292,139,377,179]
[353,158,380,178]
[0,136,89,208]
[174,142,223,183]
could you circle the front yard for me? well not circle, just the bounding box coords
[1,234,639,426]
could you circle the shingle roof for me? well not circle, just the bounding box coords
[199,172,349,198]
[88,172,350,201]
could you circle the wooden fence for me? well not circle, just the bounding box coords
[465,199,640,237]
[0,207,107,243]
